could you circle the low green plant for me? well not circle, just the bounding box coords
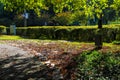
[112,41,120,45]
[75,51,120,80]
[0,26,6,34]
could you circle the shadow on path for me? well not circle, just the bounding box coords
[0,55,58,80]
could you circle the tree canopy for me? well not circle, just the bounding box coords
[1,0,44,15]
[0,0,120,26]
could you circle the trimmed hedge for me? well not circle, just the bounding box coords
[112,41,120,45]
[16,25,120,42]
[0,25,6,34]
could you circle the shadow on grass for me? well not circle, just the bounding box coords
[0,55,57,80]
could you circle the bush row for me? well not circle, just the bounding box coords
[0,26,6,34]
[74,51,120,80]
[16,26,120,42]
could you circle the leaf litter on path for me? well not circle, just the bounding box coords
[1,40,119,79]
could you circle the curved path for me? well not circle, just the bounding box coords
[0,44,33,59]
[0,44,49,80]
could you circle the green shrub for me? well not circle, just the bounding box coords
[55,28,70,40]
[116,28,120,41]
[53,12,73,26]
[72,11,88,25]
[0,26,6,34]
[0,18,12,26]
[102,28,119,42]
[75,51,120,80]
[16,26,120,42]
[112,41,120,45]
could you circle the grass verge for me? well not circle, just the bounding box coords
[0,35,24,40]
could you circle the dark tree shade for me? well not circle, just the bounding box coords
[95,13,103,50]
[98,14,102,29]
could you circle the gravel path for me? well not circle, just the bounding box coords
[0,43,59,80]
[0,44,33,59]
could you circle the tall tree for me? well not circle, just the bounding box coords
[87,0,108,23]
[86,0,108,49]
[111,0,120,22]
[1,0,44,15]
[0,1,4,16]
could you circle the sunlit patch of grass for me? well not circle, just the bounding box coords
[103,43,120,52]
[0,35,24,40]
[22,40,120,52]
[103,43,120,48]
[0,35,119,53]
[103,43,113,47]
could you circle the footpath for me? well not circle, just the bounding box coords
[0,41,95,80]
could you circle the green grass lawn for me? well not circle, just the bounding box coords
[0,35,119,52]
[0,35,24,40]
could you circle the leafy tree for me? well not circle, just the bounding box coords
[0,1,4,16]
[85,0,108,49]
[1,0,120,26]
[111,0,120,22]
[1,0,44,15]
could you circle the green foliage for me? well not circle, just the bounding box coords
[0,26,6,34]
[16,25,120,42]
[55,28,70,40]
[1,0,44,15]
[111,0,120,15]
[72,11,87,25]
[0,18,12,26]
[75,51,120,79]
[53,12,73,26]
[0,2,4,15]
[1,0,120,26]
[112,41,120,45]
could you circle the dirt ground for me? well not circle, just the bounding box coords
[0,44,33,59]
[0,40,119,80]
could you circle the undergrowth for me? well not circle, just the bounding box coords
[74,51,120,80]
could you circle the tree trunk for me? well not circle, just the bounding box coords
[98,14,102,29]
[95,33,102,49]
[95,14,103,49]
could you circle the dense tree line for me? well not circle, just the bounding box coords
[0,0,120,26]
